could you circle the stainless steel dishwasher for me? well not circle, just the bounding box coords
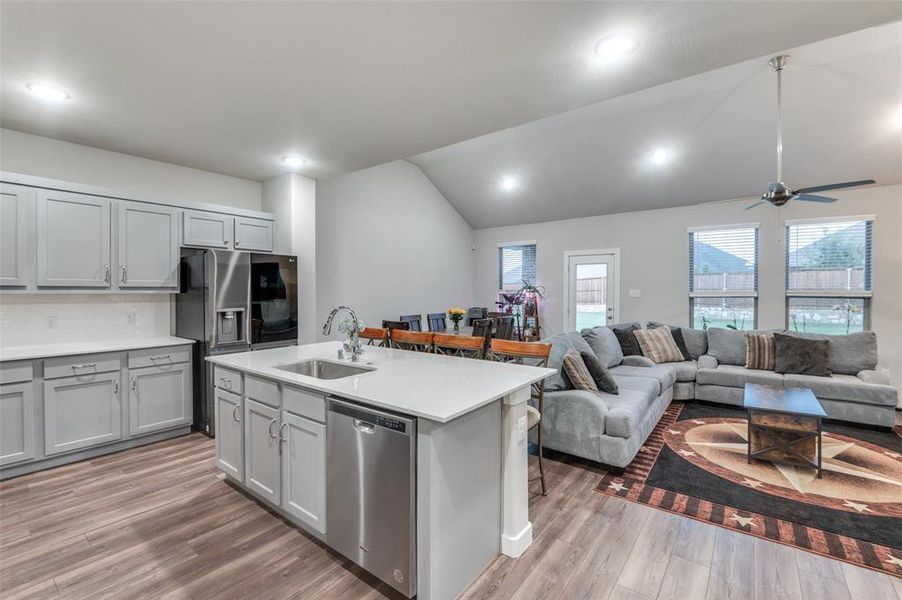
[326,398,416,598]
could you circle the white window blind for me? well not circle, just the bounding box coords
[498,243,536,291]
[689,226,759,297]
[785,219,873,296]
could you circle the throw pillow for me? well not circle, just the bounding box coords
[580,351,619,395]
[633,327,684,364]
[773,332,831,377]
[561,348,598,393]
[669,328,692,362]
[613,325,642,356]
[745,332,775,371]
[580,326,624,368]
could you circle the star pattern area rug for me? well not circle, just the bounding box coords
[594,401,902,576]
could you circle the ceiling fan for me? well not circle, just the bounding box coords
[745,54,875,210]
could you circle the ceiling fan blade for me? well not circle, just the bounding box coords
[795,179,876,194]
[795,194,836,203]
[745,200,768,210]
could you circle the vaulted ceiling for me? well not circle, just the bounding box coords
[410,22,902,228]
[1,0,899,196]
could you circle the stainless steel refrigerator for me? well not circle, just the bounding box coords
[175,249,297,436]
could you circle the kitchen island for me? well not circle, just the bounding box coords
[206,341,554,600]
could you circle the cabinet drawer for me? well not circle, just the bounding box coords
[44,353,121,380]
[283,385,325,423]
[245,375,280,408]
[128,345,191,369]
[0,361,34,384]
[214,366,243,395]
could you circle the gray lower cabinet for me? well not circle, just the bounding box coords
[183,210,233,249]
[281,411,325,533]
[234,216,274,252]
[44,373,122,455]
[244,398,281,504]
[0,183,34,287]
[37,190,111,287]
[215,388,244,481]
[128,362,191,435]
[0,382,35,466]
[118,201,180,288]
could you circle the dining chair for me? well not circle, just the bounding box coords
[381,319,409,332]
[471,318,493,356]
[399,314,423,332]
[488,339,552,495]
[486,311,506,319]
[390,329,434,352]
[495,316,515,341]
[427,313,447,332]
[466,307,487,326]
[359,327,388,347]
[433,333,484,359]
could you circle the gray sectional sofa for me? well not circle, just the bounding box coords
[538,324,898,469]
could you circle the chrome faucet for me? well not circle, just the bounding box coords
[322,306,363,362]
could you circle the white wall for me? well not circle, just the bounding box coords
[262,173,317,343]
[0,294,171,346]
[316,160,474,337]
[473,185,902,389]
[0,128,262,210]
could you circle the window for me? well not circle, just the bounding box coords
[785,217,873,334]
[689,225,759,330]
[498,242,536,291]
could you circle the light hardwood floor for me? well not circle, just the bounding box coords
[0,433,898,599]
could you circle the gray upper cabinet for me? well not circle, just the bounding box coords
[183,210,233,249]
[0,382,35,466]
[234,217,274,252]
[128,361,191,436]
[0,183,34,287]
[37,190,111,287]
[118,201,180,288]
[44,372,122,455]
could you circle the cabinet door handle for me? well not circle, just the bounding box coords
[232,404,241,422]
[268,419,279,439]
[113,379,119,394]
[120,265,127,283]
[130,376,137,390]
[104,264,111,284]
[279,422,288,444]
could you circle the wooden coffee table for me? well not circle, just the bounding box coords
[743,383,827,478]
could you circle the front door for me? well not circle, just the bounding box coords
[566,253,616,331]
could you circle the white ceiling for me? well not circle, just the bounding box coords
[411,22,902,228]
[1,1,900,183]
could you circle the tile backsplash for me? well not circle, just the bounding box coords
[0,294,172,347]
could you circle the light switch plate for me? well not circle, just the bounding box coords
[629,289,641,297]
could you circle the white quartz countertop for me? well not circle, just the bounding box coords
[0,336,195,362]
[206,341,556,423]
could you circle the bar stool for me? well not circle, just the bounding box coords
[359,327,388,347]
[433,333,485,359]
[488,339,552,495]
[390,330,434,352]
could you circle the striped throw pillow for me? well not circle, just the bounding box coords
[562,348,598,393]
[745,332,775,371]
[633,327,684,364]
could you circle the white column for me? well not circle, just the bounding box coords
[500,385,532,557]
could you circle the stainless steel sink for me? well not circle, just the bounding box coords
[276,359,375,380]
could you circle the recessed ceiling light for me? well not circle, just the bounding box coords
[282,156,307,168]
[500,176,519,192]
[25,82,70,101]
[593,34,636,62]
[650,148,670,165]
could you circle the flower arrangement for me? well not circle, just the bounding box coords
[447,307,466,332]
